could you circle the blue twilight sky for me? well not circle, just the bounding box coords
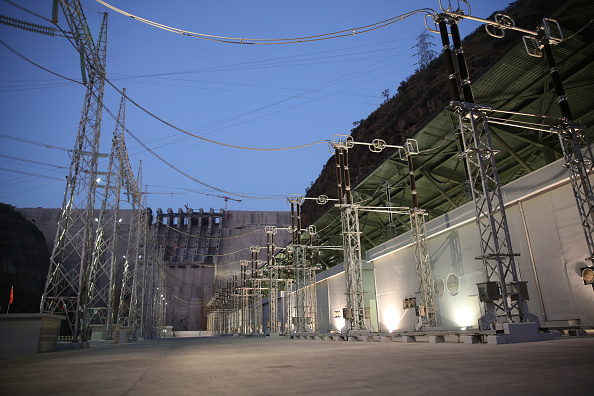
[0,0,512,213]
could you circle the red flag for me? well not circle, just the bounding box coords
[9,286,13,305]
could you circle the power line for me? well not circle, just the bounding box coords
[0,40,83,86]
[0,133,73,152]
[0,38,330,151]
[95,0,433,45]
[124,54,414,154]
[0,153,68,169]
[108,42,414,79]
[97,91,287,200]
[0,40,289,200]
[0,179,62,201]
[0,166,64,181]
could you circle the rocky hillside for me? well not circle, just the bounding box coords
[302,0,559,225]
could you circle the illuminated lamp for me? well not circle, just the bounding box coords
[581,267,594,285]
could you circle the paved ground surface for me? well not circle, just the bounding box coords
[1,335,593,395]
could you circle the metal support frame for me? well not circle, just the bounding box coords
[305,265,318,332]
[431,0,594,273]
[340,202,367,332]
[407,148,438,330]
[129,183,148,339]
[410,208,437,329]
[293,244,308,332]
[459,107,537,330]
[265,226,279,333]
[40,4,107,342]
[283,279,293,334]
[85,90,127,340]
[117,162,143,331]
[332,139,419,332]
[240,260,249,333]
[331,145,366,332]
[557,123,594,260]
[541,40,594,261]
[435,13,538,331]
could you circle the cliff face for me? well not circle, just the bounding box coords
[302,0,559,226]
[0,203,50,313]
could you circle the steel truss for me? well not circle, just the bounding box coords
[265,226,279,333]
[458,106,538,329]
[117,161,143,333]
[40,4,107,342]
[282,279,293,334]
[339,203,367,331]
[331,145,366,331]
[292,245,307,332]
[240,260,250,333]
[434,13,538,331]
[557,123,594,259]
[129,184,149,339]
[410,208,437,328]
[85,91,127,340]
[432,1,593,318]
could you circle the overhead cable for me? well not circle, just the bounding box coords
[104,77,329,152]
[0,39,312,200]
[95,0,433,45]
[0,133,73,152]
[0,166,64,181]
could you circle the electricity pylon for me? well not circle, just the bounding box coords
[40,3,107,343]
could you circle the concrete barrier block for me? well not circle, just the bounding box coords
[541,332,554,341]
[429,335,445,343]
[487,335,509,345]
[549,330,563,338]
[402,335,416,343]
[503,322,542,343]
[568,329,587,337]
[462,335,480,344]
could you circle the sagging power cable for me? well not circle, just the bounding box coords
[0,39,315,200]
[95,0,434,45]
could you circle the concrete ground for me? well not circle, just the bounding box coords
[1,335,593,395]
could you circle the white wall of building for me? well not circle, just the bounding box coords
[306,157,594,333]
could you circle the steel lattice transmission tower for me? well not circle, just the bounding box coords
[40,2,107,342]
[413,32,438,69]
[117,160,143,332]
[85,90,129,340]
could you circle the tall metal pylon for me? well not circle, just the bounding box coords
[333,145,367,332]
[117,160,143,331]
[265,226,279,333]
[304,226,318,332]
[537,29,594,262]
[40,3,107,342]
[436,15,538,330]
[85,90,128,340]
